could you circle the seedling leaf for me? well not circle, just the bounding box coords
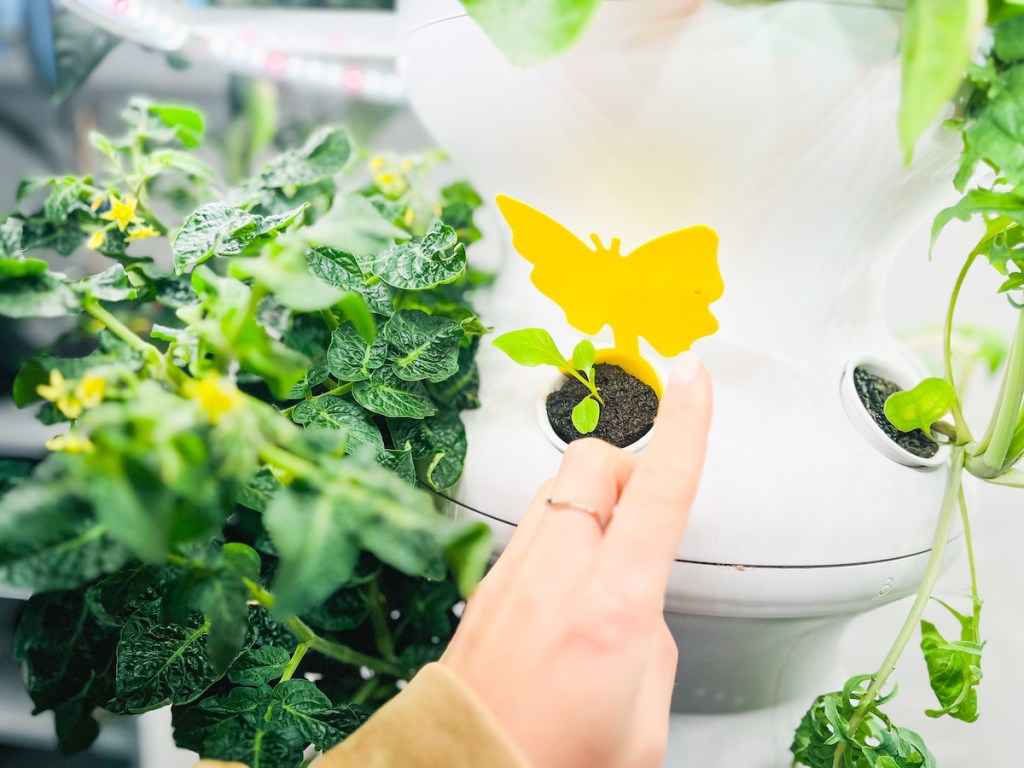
[883,378,956,439]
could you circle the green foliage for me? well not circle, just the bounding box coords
[493,328,603,433]
[460,0,604,67]
[0,101,492,765]
[921,599,983,721]
[791,675,936,768]
[898,0,987,163]
[883,377,956,439]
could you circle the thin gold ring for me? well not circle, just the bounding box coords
[544,497,611,532]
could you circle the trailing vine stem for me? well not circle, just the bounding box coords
[942,253,978,443]
[835,445,966,765]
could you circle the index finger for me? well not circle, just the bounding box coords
[597,352,712,601]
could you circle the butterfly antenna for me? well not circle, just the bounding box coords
[610,237,621,255]
[589,233,603,250]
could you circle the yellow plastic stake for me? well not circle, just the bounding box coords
[495,195,723,395]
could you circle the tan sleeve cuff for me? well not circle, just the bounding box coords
[315,662,532,768]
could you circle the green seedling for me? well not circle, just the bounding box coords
[492,328,604,433]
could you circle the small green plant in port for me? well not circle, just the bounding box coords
[0,98,494,768]
[792,16,1024,767]
[492,328,604,433]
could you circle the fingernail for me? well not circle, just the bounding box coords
[670,351,701,387]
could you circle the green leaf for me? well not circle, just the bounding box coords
[352,367,437,419]
[492,327,570,371]
[110,601,221,713]
[0,257,47,277]
[74,264,138,302]
[571,396,600,434]
[265,485,362,615]
[954,63,1024,189]
[291,396,385,452]
[148,104,205,149]
[931,188,1024,258]
[384,309,465,383]
[173,202,305,275]
[229,242,346,312]
[14,590,119,754]
[193,544,260,675]
[307,246,393,315]
[299,193,406,260]
[376,447,417,485]
[365,221,466,289]
[921,599,983,722]
[426,344,481,411]
[237,467,283,514]
[883,377,956,439]
[389,411,468,491]
[51,11,121,103]
[460,0,604,67]
[43,176,88,224]
[0,270,80,318]
[572,338,596,372]
[226,646,291,686]
[259,126,352,189]
[140,149,217,183]
[286,364,330,399]
[898,0,986,163]
[0,458,131,591]
[790,674,936,768]
[327,321,388,381]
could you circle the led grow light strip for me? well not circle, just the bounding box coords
[56,0,404,101]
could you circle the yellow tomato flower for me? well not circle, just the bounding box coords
[87,231,106,250]
[403,208,416,227]
[90,197,104,212]
[46,433,95,453]
[127,224,159,241]
[370,155,385,171]
[75,376,106,409]
[99,194,142,232]
[37,369,82,419]
[185,377,243,425]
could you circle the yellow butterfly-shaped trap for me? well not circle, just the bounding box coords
[496,195,724,393]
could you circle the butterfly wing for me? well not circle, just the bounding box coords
[619,226,723,357]
[496,195,616,335]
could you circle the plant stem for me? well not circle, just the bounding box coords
[842,446,965,744]
[82,298,159,358]
[352,677,381,706]
[279,641,309,682]
[980,309,1024,473]
[242,579,404,678]
[279,383,355,419]
[321,308,340,331]
[957,487,981,639]
[365,580,396,661]
[258,443,319,480]
[943,254,977,442]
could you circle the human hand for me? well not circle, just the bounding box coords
[441,352,712,768]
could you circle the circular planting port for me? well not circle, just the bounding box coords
[839,357,946,469]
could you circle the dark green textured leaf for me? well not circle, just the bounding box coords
[389,411,468,491]
[111,601,220,713]
[43,177,88,224]
[365,221,466,289]
[227,646,291,686]
[286,364,330,399]
[307,246,393,314]
[0,458,131,591]
[291,395,384,452]
[377,447,417,485]
[260,126,352,188]
[327,321,388,381]
[238,467,284,513]
[299,193,405,259]
[352,367,437,419]
[384,309,464,383]
[426,344,481,411]
[301,584,370,632]
[173,203,305,274]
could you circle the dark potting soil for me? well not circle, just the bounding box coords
[853,366,939,459]
[546,363,659,448]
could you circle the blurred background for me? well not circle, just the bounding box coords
[0,1,1021,766]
